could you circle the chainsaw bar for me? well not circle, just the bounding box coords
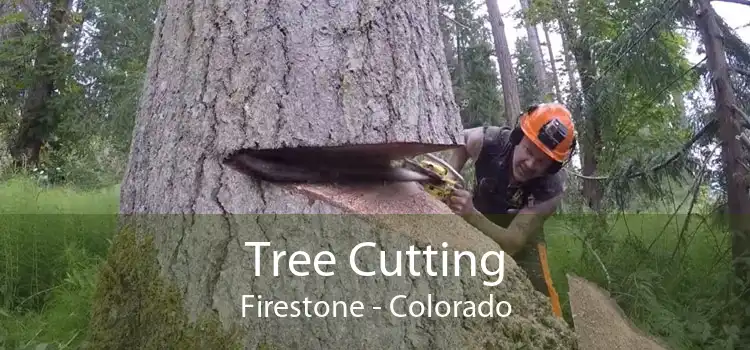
[224,150,432,184]
[402,158,444,183]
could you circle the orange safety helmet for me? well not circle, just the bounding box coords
[510,103,577,170]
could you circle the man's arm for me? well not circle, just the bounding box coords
[461,208,530,255]
[502,173,566,250]
[462,175,565,255]
[447,127,484,174]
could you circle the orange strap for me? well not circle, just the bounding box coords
[537,242,562,318]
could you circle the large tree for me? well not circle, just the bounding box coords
[693,0,750,334]
[87,0,576,348]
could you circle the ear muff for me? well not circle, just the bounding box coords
[510,126,524,146]
[546,135,576,174]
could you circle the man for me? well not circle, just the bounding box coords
[445,103,577,318]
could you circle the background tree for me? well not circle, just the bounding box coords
[485,0,521,125]
[514,36,542,108]
[441,0,504,127]
[517,0,551,102]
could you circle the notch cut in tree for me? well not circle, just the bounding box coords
[100,0,578,349]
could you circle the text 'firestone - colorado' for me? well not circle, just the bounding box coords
[243,241,506,287]
[241,294,512,318]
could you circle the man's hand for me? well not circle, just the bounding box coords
[447,188,476,215]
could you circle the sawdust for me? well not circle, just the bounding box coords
[295,183,666,349]
[289,181,578,349]
[567,274,670,350]
[293,181,450,215]
[292,182,497,252]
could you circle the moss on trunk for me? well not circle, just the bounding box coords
[86,228,244,350]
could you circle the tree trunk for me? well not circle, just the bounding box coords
[452,0,466,109]
[694,0,750,309]
[438,3,456,72]
[519,0,550,102]
[556,1,602,211]
[485,0,521,125]
[91,1,578,349]
[10,0,72,167]
[542,22,563,102]
[453,0,465,87]
[575,53,603,212]
[558,20,578,102]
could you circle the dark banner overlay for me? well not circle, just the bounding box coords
[6,213,716,347]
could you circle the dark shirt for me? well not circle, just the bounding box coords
[469,126,565,296]
[471,126,564,231]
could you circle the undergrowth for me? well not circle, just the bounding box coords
[0,176,119,349]
[546,212,747,350]
[0,175,746,349]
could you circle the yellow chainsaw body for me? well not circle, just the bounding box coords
[415,159,461,202]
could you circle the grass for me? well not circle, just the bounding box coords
[545,213,741,350]
[0,175,743,349]
[0,177,119,349]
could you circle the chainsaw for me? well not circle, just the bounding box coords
[223,147,466,203]
[400,153,465,202]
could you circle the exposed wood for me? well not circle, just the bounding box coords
[567,274,670,350]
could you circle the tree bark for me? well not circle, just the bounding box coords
[485,0,521,125]
[694,0,750,305]
[120,0,469,214]
[542,22,563,102]
[519,0,550,101]
[102,1,578,348]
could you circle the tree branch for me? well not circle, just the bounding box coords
[440,12,471,30]
[565,119,718,181]
[712,0,750,6]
